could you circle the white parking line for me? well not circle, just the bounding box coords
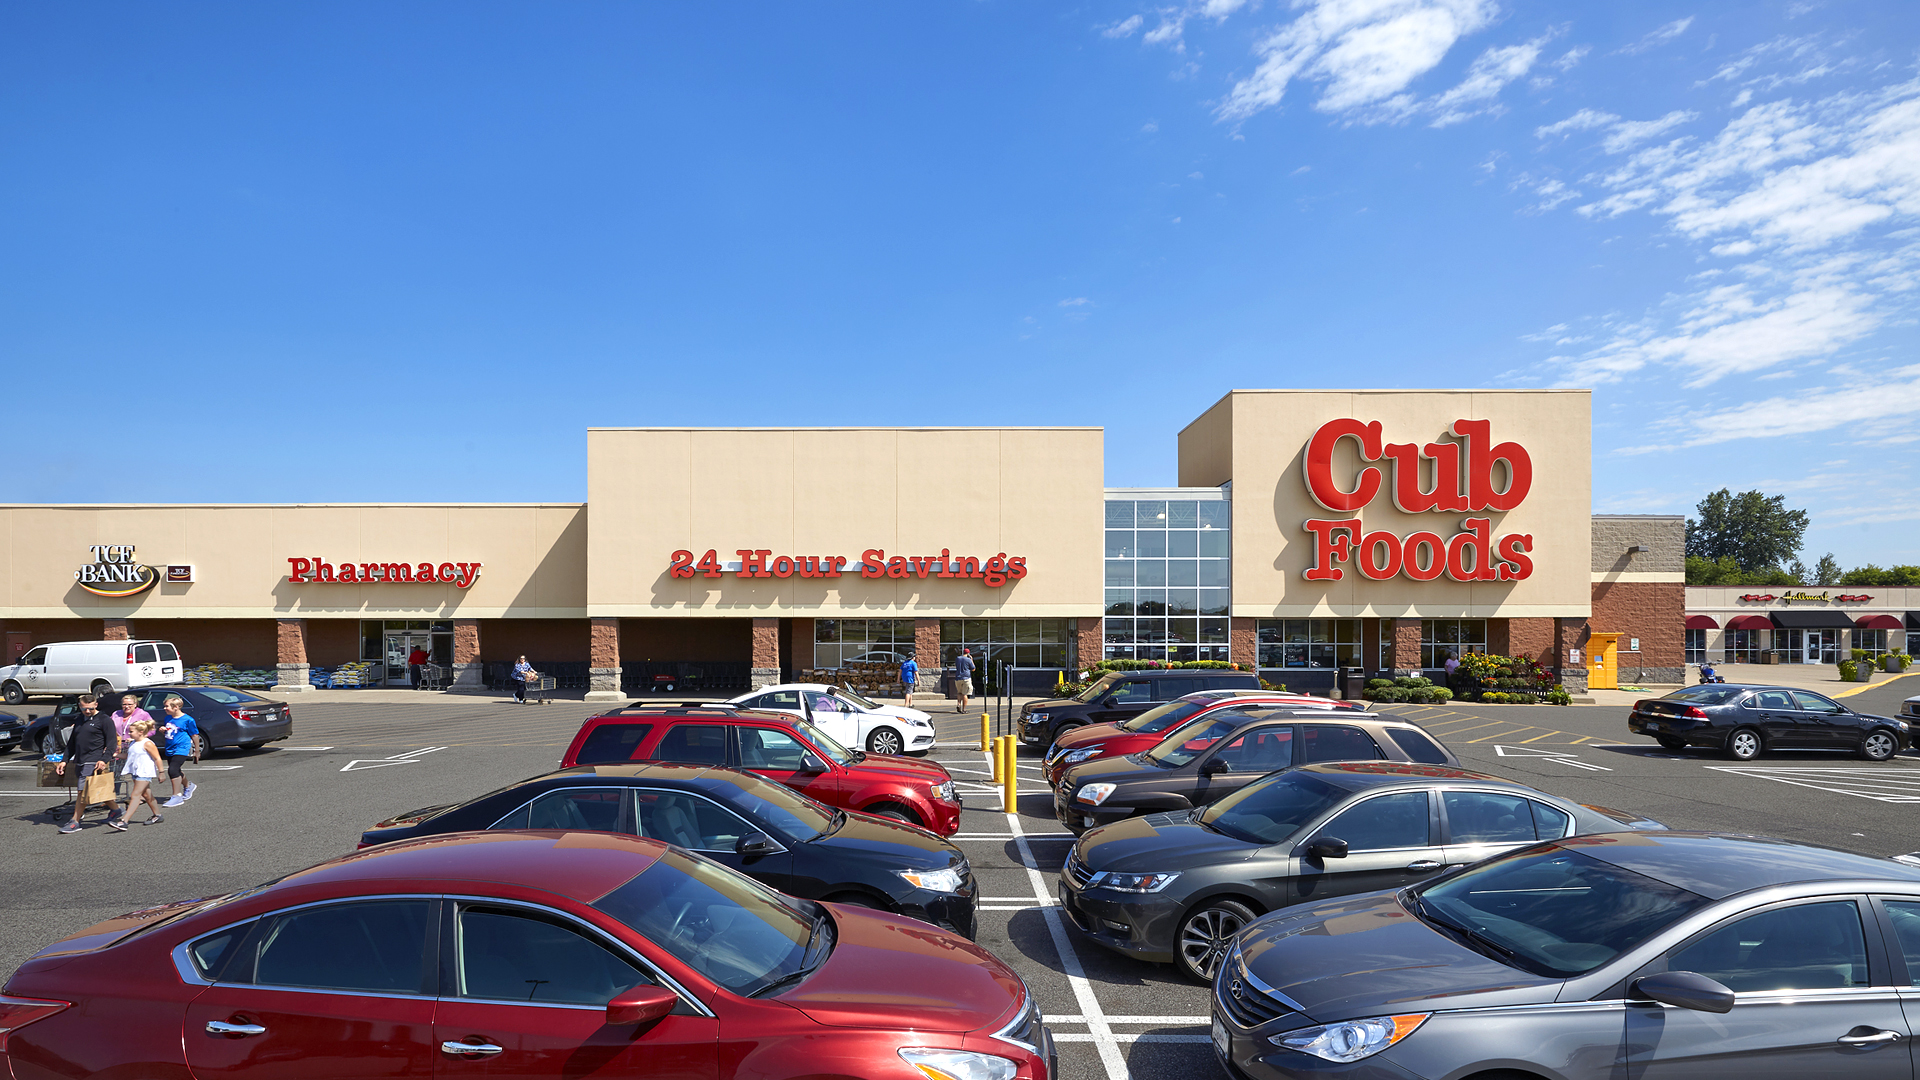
[1704,766,1920,803]
[1053,1034,1211,1044]
[1048,1015,1210,1025]
[1008,812,1130,1080]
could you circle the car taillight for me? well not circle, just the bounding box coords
[1632,700,1651,712]
[229,709,250,721]
[1682,706,1709,719]
[0,995,71,1052]
[126,645,136,663]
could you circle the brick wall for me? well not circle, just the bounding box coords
[453,620,481,665]
[149,619,278,667]
[276,619,307,665]
[1393,619,1422,671]
[1591,516,1685,574]
[619,618,751,662]
[750,618,779,669]
[589,617,620,669]
[914,620,941,687]
[1230,617,1257,668]
[306,620,362,666]
[1556,617,1590,693]
[1508,617,1555,662]
[1075,620,1102,674]
[479,619,590,662]
[1591,581,1685,683]
[103,619,130,641]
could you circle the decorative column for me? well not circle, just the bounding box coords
[586,617,624,701]
[750,618,780,690]
[271,619,310,693]
[913,619,941,691]
[1393,618,1423,674]
[450,619,484,692]
[1074,619,1103,676]
[103,619,131,641]
[1556,617,1590,694]
[1230,617,1257,670]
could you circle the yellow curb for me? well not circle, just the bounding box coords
[1836,670,1920,698]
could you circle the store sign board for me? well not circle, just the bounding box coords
[1301,418,1536,583]
[285,558,483,588]
[1737,591,1873,604]
[669,548,1029,587]
[75,545,159,598]
[165,564,195,583]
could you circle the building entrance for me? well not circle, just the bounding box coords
[1587,633,1620,689]
[1800,629,1839,665]
[362,620,453,685]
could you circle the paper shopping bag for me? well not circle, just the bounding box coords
[82,769,116,808]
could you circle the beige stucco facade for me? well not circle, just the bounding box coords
[1180,389,1593,619]
[0,504,588,620]
[585,427,1104,618]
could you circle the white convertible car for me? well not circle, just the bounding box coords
[726,683,936,755]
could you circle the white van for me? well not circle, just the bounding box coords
[0,640,183,704]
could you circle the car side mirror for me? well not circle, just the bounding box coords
[1306,836,1349,860]
[800,753,827,773]
[1201,758,1230,774]
[606,985,678,1025]
[1101,695,1118,708]
[736,831,779,857]
[1633,970,1734,1013]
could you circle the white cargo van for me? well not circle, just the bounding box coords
[0,640,183,704]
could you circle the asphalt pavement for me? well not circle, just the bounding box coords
[1,676,1916,1080]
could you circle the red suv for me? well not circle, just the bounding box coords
[562,704,962,837]
[1042,690,1363,788]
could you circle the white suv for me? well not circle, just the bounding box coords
[728,684,936,756]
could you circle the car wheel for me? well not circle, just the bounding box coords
[90,681,113,699]
[866,728,905,756]
[1725,728,1763,761]
[867,804,924,827]
[1177,899,1256,983]
[1,683,22,706]
[1655,735,1687,750]
[1860,729,1899,762]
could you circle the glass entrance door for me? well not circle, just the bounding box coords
[385,631,431,684]
[1801,629,1837,664]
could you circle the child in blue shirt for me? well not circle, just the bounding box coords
[158,694,201,808]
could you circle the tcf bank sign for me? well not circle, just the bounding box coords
[1301,418,1535,583]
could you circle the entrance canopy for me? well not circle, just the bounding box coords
[1684,615,1719,629]
[1855,614,1904,630]
[1726,615,1773,630]
[1909,611,1920,630]
[1770,610,1856,629]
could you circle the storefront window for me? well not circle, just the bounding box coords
[1726,629,1764,663]
[1102,494,1230,663]
[360,621,454,682]
[1421,620,1487,669]
[1256,619,1359,669]
[813,619,915,669]
[1856,629,1888,659]
[939,619,1069,671]
[1684,629,1707,665]
[1376,618,1394,671]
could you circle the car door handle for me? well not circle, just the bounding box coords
[1837,1029,1903,1046]
[441,1040,506,1056]
[1406,860,1442,872]
[205,1020,267,1036]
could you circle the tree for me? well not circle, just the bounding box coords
[1839,564,1920,587]
[1813,553,1842,586]
[1686,489,1809,573]
[1787,558,1809,584]
[1686,555,1800,587]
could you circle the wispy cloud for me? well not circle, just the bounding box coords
[1429,35,1555,127]
[1618,364,1920,451]
[1103,14,1144,39]
[1058,297,1091,307]
[1617,16,1694,56]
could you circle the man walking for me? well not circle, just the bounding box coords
[56,694,120,834]
[408,643,430,688]
[953,648,974,713]
[899,654,919,709]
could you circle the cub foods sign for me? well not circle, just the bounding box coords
[1301,418,1535,583]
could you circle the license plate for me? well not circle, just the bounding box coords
[1645,720,1661,730]
[1058,883,1071,911]
[1212,1017,1229,1058]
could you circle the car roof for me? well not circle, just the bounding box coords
[1290,761,1517,787]
[1668,684,1807,694]
[1561,831,1920,899]
[1222,708,1398,726]
[586,705,795,726]
[274,830,668,903]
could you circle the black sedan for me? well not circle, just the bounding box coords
[1054,709,1460,835]
[1629,683,1910,760]
[359,761,977,938]
[1215,833,1920,1080]
[1060,762,1664,981]
[19,687,291,754]
[0,709,23,753]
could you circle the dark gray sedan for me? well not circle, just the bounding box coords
[1629,683,1910,760]
[1215,832,1920,1080]
[1060,762,1661,981]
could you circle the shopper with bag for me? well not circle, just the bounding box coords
[114,719,166,829]
[158,694,201,807]
[56,694,121,835]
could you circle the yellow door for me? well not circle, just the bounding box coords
[1588,634,1619,690]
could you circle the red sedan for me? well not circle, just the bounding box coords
[1041,689,1363,788]
[0,830,1053,1080]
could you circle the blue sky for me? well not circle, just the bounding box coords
[4,2,1916,569]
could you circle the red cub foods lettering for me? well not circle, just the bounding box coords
[668,549,1028,587]
[1302,418,1535,583]
[286,558,483,588]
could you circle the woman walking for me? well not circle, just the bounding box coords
[113,719,166,830]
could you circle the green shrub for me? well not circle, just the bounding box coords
[1838,660,1858,682]
[1427,687,1453,703]
[1259,679,1290,692]
[1544,689,1572,705]
[1366,678,1394,690]
[1850,648,1868,661]
[1394,676,1433,689]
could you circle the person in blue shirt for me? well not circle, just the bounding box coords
[953,648,974,712]
[158,694,201,808]
[512,656,537,703]
[899,656,919,709]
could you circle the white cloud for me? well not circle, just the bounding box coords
[1103,14,1144,38]
[1429,36,1551,127]
[1618,17,1694,56]
[1189,171,1205,179]
[1600,110,1698,152]
[1058,297,1091,307]
[1618,364,1920,451]
[1291,164,1312,175]
[1216,0,1501,123]
[1552,45,1589,71]
[1143,120,1160,133]
[1536,108,1620,139]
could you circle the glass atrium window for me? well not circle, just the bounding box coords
[1102,494,1230,663]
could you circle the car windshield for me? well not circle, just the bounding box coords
[593,848,824,996]
[835,688,880,711]
[790,718,856,766]
[1143,714,1241,767]
[1411,846,1713,977]
[1665,686,1745,705]
[1197,771,1348,844]
[696,774,833,842]
[1072,674,1121,703]
[1120,697,1211,734]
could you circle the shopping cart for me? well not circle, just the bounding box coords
[524,676,556,704]
[419,663,450,691]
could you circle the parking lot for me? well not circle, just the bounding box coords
[4,677,1918,1080]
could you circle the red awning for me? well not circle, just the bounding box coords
[1727,615,1773,630]
[1856,614,1904,630]
[1685,615,1719,630]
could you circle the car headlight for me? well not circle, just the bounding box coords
[899,1048,1017,1080]
[1028,712,1049,725]
[1075,783,1116,806]
[912,718,933,729]
[931,780,957,802]
[895,866,966,893]
[1271,1014,1429,1063]
[1063,748,1098,765]
[1089,870,1179,893]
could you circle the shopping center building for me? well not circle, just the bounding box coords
[0,389,1689,698]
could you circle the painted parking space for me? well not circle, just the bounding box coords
[1703,764,1920,803]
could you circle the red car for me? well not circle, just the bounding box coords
[561,704,963,836]
[0,830,1053,1080]
[1041,689,1364,788]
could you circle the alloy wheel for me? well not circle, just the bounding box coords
[1179,903,1252,982]
[1862,731,1898,761]
[869,729,904,756]
[1728,730,1761,761]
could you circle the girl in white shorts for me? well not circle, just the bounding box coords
[115,719,166,829]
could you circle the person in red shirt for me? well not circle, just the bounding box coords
[408,645,430,689]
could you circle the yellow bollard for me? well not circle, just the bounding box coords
[979,713,992,753]
[1000,735,1018,812]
